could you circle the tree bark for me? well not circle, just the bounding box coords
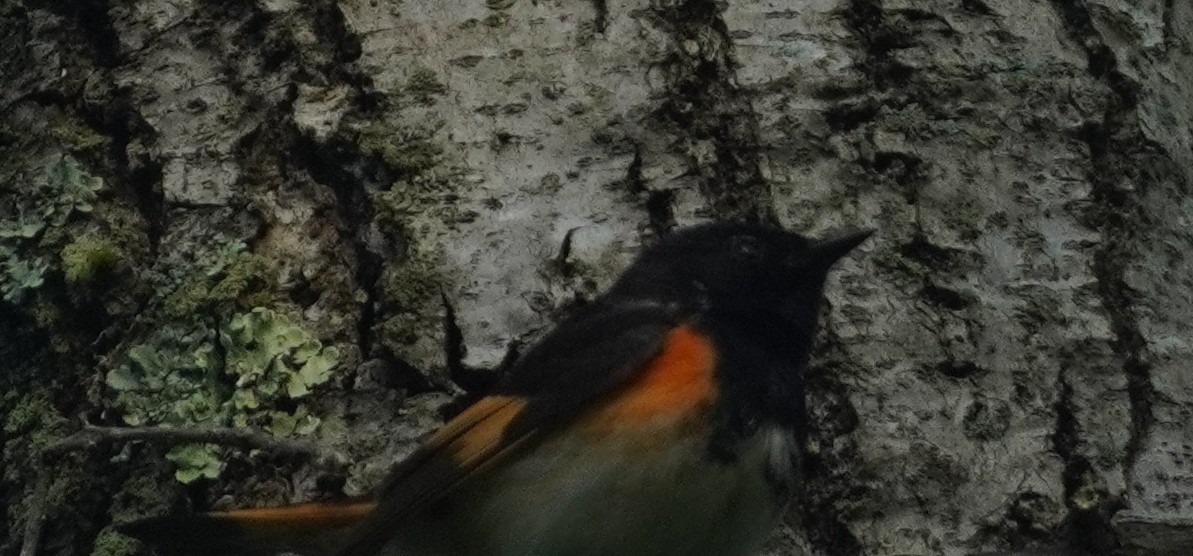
[1,1,1190,555]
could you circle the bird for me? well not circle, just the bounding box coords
[118,221,872,556]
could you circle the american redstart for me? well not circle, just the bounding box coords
[119,222,872,556]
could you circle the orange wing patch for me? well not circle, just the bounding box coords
[580,325,717,435]
[215,500,375,536]
[431,395,527,468]
[336,395,532,556]
[424,395,524,447]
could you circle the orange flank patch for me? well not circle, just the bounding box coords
[426,395,525,448]
[581,325,718,435]
[214,500,375,536]
[411,393,529,474]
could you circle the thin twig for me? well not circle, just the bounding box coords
[19,423,348,556]
[18,474,48,556]
[42,424,344,466]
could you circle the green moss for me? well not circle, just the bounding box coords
[43,473,85,518]
[2,392,70,509]
[163,243,276,318]
[404,67,447,106]
[90,529,139,556]
[342,106,487,227]
[374,243,448,369]
[162,280,210,318]
[109,473,174,522]
[95,203,150,261]
[379,248,442,315]
[106,309,339,482]
[3,391,58,436]
[207,251,273,306]
[1068,469,1109,511]
[350,116,485,226]
[358,127,444,178]
[29,296,62,333]
[935,191,984,242]
[61,235,120,284]
[50,113,109,154]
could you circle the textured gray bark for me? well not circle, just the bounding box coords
[1,1,1190,555]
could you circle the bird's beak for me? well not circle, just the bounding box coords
[810,229,874,267]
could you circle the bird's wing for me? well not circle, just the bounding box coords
[338,301,718,556]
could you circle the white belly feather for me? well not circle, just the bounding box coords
[387,425,796,556]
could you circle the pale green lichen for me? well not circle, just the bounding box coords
[268,404,321,436]
[1,154,108,302]
[164,443,223,483]
[106,309,339,482]
[1069,469,1109,512]
[222,308,340,402]
[107,324,222,426]
[43,154,104,220]
[0,212,45,240]
[1,254,47,302]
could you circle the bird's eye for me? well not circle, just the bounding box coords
[731,235,764,261]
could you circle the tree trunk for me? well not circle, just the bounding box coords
[2,1,1190,555]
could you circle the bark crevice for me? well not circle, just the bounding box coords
[1162,0,1177,50]
[30,0,121,67]
[591,0,608,34]
[261,0,376,363]
[292,131,381,360]
[1051,0,1156,547]
[651,0,772,223]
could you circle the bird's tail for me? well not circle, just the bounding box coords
[116,499,376,556]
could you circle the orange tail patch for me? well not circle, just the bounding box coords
[118,500,375,556]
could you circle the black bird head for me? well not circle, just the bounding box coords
[603,222,872,439]
[610,222,872,337]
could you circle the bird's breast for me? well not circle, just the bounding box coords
[389,419,796,556]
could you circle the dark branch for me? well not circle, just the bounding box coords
[20,423,347,556]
